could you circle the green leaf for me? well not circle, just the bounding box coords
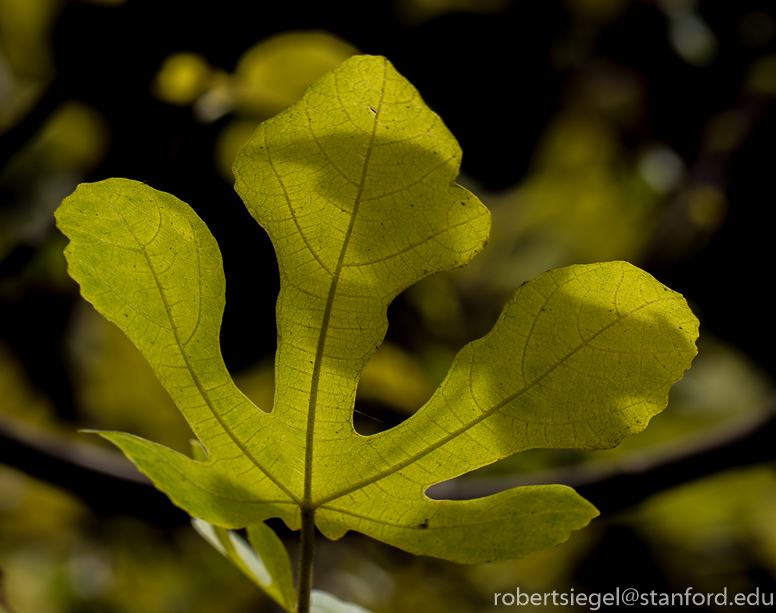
[55,54,698,571]
[189,440,296,611]
[192,519,296,612]
[313,261,698,561]
[56,178,300,529]
[310,591,373,613]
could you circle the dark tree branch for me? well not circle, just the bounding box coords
[2,398,775,523]
[0,414,187,525]
[428,397,776,513]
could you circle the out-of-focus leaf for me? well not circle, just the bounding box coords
[356,342,435,415]
[232,31,358,117]
[233,358,275,418]
[153,52,213,106]
[214,31,360,180]
[0,567,15,613]
[0,0,56,129]
[633,466,776,592]
[310,590,373,613]
[35,102,109,172]
[747,53,776,96]
[215,119,265,181]
[192,519,296,612]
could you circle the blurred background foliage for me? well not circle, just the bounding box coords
[1,0,776,611]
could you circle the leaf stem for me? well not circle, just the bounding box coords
[297,507,316,613]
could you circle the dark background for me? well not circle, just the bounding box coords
[7,0,773,378]
[2,0,776,611]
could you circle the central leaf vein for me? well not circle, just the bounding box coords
[302,62,387,506]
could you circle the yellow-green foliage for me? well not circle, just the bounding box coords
[55,55,698,612]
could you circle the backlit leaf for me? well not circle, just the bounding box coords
[55,55,698,573]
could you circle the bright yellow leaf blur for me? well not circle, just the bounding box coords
[37,101,109,172]
[0,0,57,129]
[231,30,358,117]
[357,342,436,416]
[635,466,776,593]
[152,52,213,106]
[213,31,359,181]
